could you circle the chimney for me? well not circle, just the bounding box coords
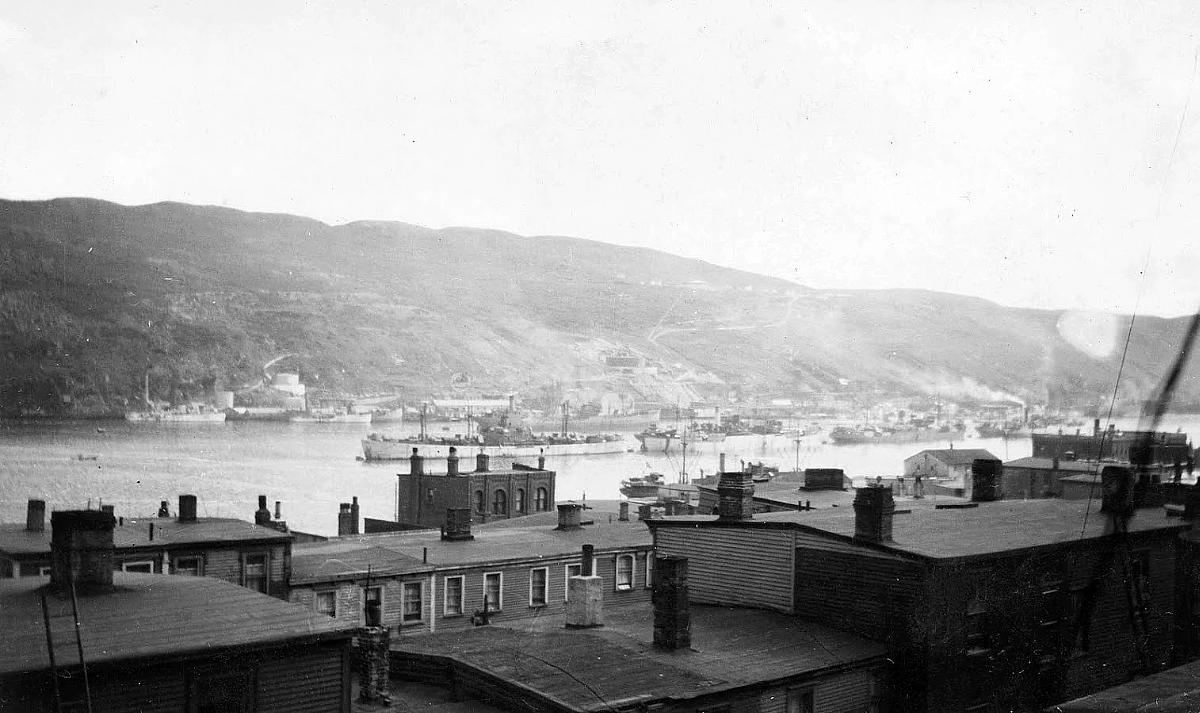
[556,503,584,531]
[538,449,546,470]
[717,469,755,521]
[442,507,474,541]
[719,452,726,473]
[157,500,170,518]
[652,556,691,650]
[274,500,282,520]
[357,625,391,703]
[253,495,270,525]
[338,502,353,536]
[853,486,895,543]
[970,459,1001,502]
[410,448,424,476]
[1094,418,1101,437]
[447,446,459,476]
[25,499,45,532]
[476,452,490,472]
[566,543,603,628]
[350,496,361,535]
[178,494,198,523]
[100,504,115,518]
[50,510,116,591]
[618,501,630,521]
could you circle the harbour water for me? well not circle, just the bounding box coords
[2,415,1196,536]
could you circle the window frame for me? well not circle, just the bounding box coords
[473,490,486,514]
[529,566,549,607]
[615,554,634,592]
[121,560,155,573]
[240,552,270,594]
[1036,578,1064,658]
[564,563,582,602]
[535,487,549,512]
[965,594,991,656]
[172,555,204,577]
[443,575,465,617]
[492,488,508,516]
[483,571,503,611]
[401,580,423,625]
[644,553,653,589]
[315,590,337,618]
[515,488,526,514]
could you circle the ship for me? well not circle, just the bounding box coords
[290,409,373,424]
[828,424,962,445]
[635,425,679,452]
[619,472,666,498]
[975,421,1029,439]
[362,431,627,460]
[125,403,227,423]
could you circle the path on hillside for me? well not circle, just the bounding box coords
[647,292,801,345]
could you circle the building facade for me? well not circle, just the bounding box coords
[393,450,556,529]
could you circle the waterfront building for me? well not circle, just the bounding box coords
[903,447,998,484]
[0,509,353,712]
[0,495,295,598]
[1031,423,1192,464]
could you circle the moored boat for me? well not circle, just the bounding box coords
[362,431,627,460]
[125,404,227,423]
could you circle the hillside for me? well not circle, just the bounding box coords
[0,197,1196,416]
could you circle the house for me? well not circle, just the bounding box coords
[903,448,998,486]
[0,509,355,713]
[385,450,556,530]
[0,495,294,598]
[290,501,652,635]
[645,468,1191,712]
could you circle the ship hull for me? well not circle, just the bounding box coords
[829,428,961,445]
[362,437,629,460]
[125,411,227,423]
[291,413,373,423]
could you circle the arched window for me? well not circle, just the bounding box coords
[535,487,549,512]
[492,489,507,516]
[473,490,485,514]
[515,488,526,513]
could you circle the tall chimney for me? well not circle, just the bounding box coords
[652,556,691,650]
[253,495,270,525]
[274,500,282,520]
[556,503,584,531]
[447,446,460,476]
[476,452,490,472]
[338,502,353,536]
[970,459,1002,502]
[25,499,45,532]
[442,507,474,541]
[350,496,361,535]
[50,510,116,591]
[618,501,630,522]
[410,448,424,476]
[178,494,198,523]
[853,486,895,543]
[717,469,755,521]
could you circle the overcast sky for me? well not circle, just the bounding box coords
[2,2,1199,317]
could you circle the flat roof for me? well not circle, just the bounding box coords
[0,517,290,556]
[397,603,887,710]
[1047,658,1200,712]
[649,499,1188,561]
[0,573,354,675]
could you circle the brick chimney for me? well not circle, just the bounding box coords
[350,496,361,535]
[618,501,630,522]
[476,452,490,472]
[51,510,116,592]
[356,626,391,704]
[253,495,270,525]
[179,494,198,523]
[717,469,755,521]
[853,486,895,543]
[26,499,45,532]
[556,503,584,531]
[447,446,459,476]
[442,507,474,541]
[970,459,1002,502]
[538,449,546,470]
[566,543,602,628]
[410,448,424,476]
[338,502,353,536]
[652,556,691,650]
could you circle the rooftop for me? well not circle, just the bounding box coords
[1004,457,1113,473]
[908,448,998,466]
[1047,658,1200,712]
[0,573,354,675]
[0,516,291,556]
[291,544,433,585]
[396,603,887,711]
[649,499,1189,561]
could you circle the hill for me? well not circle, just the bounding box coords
[0,197,1196,416]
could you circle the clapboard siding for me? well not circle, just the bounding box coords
[257,641,349,713]
[656,528,794,612]
[87,661,188,713]
[757,669,880,713]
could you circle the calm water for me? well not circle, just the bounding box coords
[2,415,1196,536]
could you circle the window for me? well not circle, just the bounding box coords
[535,487,549,512]
[1069,585,1092,655]
[473,490,485,514]
[315,591,336,617]
[785,687,814,713]
[484,572,503,610]
[615,554,634,591]
[444,576,464,616]
[1037,580,1064,656]
[173,556,203,577]
[402,581,423,623]
[644,554,653,589]
[564,564,582,601]
[122,560,154,573]
[965,595,991,655]
[364,585,383,624]
[530,567,548,606]
[515,488,526,513]
[492,489,508,516]
[242,553,268,593]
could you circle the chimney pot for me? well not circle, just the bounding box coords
[178,494,198,523]
[447,446,459,476]
[556,503,584,530]
[274,500,282,520]
[25,499,46,532]
[51,510,116,591]
[853,486,895,543]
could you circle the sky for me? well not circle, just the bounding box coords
[2,2,1200,317]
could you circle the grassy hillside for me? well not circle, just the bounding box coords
[0,197,1195,416]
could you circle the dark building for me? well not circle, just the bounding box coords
[0,495,294,598]
[647,474,1191,712]
[390,448,556,529]
[0,509,354,713]
[1032,424,1192,465]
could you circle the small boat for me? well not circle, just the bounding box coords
[620,472,666,499]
